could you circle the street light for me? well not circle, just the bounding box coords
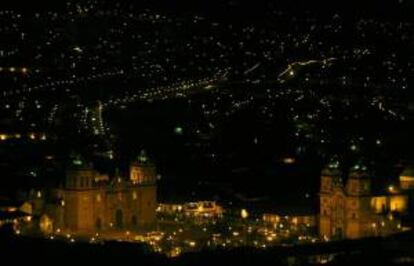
[241,209,249,219]
[241,209,249,246]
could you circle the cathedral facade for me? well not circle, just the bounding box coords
[34,151,157,234]
[319,159,413,240]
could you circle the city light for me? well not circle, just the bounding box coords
[0,2,412,264]
[241,209,249,219]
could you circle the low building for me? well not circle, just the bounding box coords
[400,166,414,190]
[0,197,32,231]
[157,201,223,218]
[260,198,317,234]
[263,213,316,229]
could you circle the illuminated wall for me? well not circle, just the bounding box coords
[390,195,408,213]
[130,167,144,183]
[370,195,408,213]
[130,163,156,184]
[263,213,316,227]
[371,196,387,213]
[263,214,280,224]
[400,176,414,190]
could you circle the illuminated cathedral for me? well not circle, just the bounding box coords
[32,151,157,234]
[319,159,413,240]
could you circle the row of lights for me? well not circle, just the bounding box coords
[0,133,47,141]
[0,67,29,73]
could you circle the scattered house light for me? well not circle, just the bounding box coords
[174,126,183,135]
[350,144,357,151]
[283,157,295,164]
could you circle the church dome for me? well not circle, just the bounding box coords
[349,160,369,178]
[321,156,342,176]
[133,149,153,166]
[68,152,93,169]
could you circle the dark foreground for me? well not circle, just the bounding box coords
[1,229,414,266]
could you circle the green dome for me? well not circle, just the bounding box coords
[321,156,341,176]
[68,152,93,168]
[349,159,369,178]
[135,149,153,165]
[350,163,368,172]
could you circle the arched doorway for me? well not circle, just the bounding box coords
[332,192,345,239]
[95,218,102,230]
[115,209,123,229]
[131,215,137,226]
[40,214,53,234]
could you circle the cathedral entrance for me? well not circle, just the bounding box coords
[39,215,53,234]
[131,215,137,226]
[115,209,124,229]
[331,192,345,239]
[96,218,102,230]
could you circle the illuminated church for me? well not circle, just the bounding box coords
[32,151,157,234]
[319,158,413,240]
